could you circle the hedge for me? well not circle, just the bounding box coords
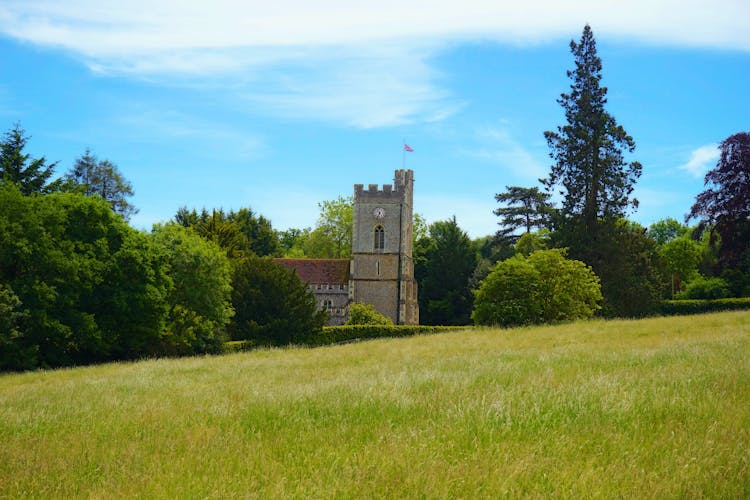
[306,325,470,347]
[659,298,750,316]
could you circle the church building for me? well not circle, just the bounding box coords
[274,169,419,325]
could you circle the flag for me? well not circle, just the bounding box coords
[404,144,414,152]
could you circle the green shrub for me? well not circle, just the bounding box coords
[678,276,731,300]
[472,249,602,327]
[659,298,750,316]
[345,302,393,325]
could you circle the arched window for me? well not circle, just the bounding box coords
[374,225,385,251]
[323,299,333,311]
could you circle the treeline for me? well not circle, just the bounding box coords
[416,26,750,327]
[0,126,326,371]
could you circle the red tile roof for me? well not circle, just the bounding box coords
[273,258,350,285]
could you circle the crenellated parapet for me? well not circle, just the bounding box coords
[354,169,412,202]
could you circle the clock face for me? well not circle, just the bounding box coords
[373,207,386,219]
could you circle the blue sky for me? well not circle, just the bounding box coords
[1,1,748,237]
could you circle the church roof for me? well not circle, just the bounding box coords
[273,258,350,285]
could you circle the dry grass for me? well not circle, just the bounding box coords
[1,311,749,498]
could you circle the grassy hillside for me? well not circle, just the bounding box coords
[1,312,749,497]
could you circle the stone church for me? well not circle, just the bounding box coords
[274,169,419,325]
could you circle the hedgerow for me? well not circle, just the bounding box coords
[659,298,750,316]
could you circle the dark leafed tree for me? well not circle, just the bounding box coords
[494,185,552,237]
[543,24,642,234]
[688,132,750,270]
[66,149,137,221]
[0,123,60,195]
[415,217,477,325]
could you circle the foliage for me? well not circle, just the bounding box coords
[514,229,550,256]
[494,185,552,237]
[229,256,326,345]
[0,184,169,369]
[659,236,702,297]
[648,217,690,245]
[688,131,750,271]
[345,302,393,325]
[590,220,664,317]
[151,223,234,355]
[659,298,750,315]
[543,25,642,233]
[677,276,731,300]
[0,283,34,371]
[175,207,281,258]
[230,207,282,257]
[306,324,467,347]
[415,217,477,325]
[526,249,603,323]
[316,196,353,258]
[66,148,137,220]
[471,255,542,327]
[412,212,428,242]
[0,123,60,195]
[472,249,601,327]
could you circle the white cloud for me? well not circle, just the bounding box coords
[677,144,719,178]
[1,1,748,128]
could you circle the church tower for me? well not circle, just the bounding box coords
[350,169,419,325]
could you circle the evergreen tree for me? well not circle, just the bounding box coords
[494,186,552,237]
[229,256,326,345]
[0,124,60,195]
[543,25,657,317]
[415,217,477,325]
[544,25,641,234]
[66,149,137,220]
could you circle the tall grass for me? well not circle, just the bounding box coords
[1,311,749,497]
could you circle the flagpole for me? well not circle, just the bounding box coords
[402,137,406,169]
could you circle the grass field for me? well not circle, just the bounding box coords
[1,311,749,498]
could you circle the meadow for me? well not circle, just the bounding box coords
[1,311,749,498]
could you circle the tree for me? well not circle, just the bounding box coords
[544,25,642,235]
[0,184,169,369]
[151,223,234,355]
[415,217,477,325]
[229,208,281,257]
[648,217,690,245]
[66,149,137,220]
[494,186,552,237]
[229,256,326,345]
[345,302,393,326]
[514,230,551,256]
[593,220,664,317]
[175,206,282,258]
[192,209,248,259]
[315,196,353,258]
[659,237,701,297]
[472,249,601,327]
[688,132,750,271]
[0,124,60,195]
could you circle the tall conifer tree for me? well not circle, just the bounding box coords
[0,124,60,195]
[544,24,641,234]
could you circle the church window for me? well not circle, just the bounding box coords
[323,299,333,311]
[376,260,380,276]
[374,225,385,251]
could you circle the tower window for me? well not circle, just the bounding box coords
[374,225,385,251]
[323,299,333,311]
